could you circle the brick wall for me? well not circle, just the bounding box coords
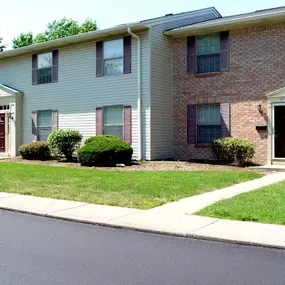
[172,22,285,165]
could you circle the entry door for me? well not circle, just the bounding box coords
[0,113,5,152]
[274,106,285,158]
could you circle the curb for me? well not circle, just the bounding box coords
[1,206,285,251]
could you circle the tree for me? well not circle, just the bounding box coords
[12,18,97,49]
[12,32,33,49]
[0,32,6,52]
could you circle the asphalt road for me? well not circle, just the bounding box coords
[1,210,285,285]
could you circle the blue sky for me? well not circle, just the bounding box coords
[1,0,284,48]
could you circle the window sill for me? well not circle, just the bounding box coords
[195,72,221,78]
[195,143,210,148]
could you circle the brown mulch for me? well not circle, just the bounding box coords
[0,156,267,173]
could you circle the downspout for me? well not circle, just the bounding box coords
[127,27,142,160]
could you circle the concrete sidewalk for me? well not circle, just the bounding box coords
[1,172,285,249]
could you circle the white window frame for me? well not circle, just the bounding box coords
[103,105,123,139]
[196,104,221,144]
[37,110,52,141]
[196,34,220,74]
[103,39,124,76]
[37,52,53,84]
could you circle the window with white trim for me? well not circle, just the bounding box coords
[103,106,123,139]
[197,104,221,143]
[196,34,220,74]
[103,39,123,75]
[37,110,52,141]
[37,52,52,84]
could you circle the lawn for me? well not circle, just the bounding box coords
[197,180,285,225]
[0,162,262,209]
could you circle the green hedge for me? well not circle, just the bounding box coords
[19,142,51,160]
[47,130,82,161]
[211,137,255,167]
[78,135,133,166]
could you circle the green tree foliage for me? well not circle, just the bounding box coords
[12,18,97,49]
[12,32,33,49]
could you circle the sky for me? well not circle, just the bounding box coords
[1,0,284,49]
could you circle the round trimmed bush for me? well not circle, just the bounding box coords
[19,142,51,160]
[47,129,82,161]
[211,137,255,166]
[78,135,133,166]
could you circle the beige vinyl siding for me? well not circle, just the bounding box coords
[149,13,220,159]
[0,31,150,160]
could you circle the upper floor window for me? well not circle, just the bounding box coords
[103,39,124,76]
[32,50,58,85]
[187,31,229,74]
[37,52,53,84]
[96,36,131,77]
[196,34,220,74]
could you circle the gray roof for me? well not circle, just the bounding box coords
[165,6,285,36]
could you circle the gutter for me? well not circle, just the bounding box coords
[127,27,142,161]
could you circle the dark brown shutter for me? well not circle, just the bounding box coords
[187,36,196,74]
[32,112,37,141]
[220,103,230,137]
[123,106,132,144]
[52,110,58,131]
[52,50,59,83]
[32,54,38,85]
[96,107,103,135]
[220,31,229,72]
[187,104,196,144]
[96,41,104,77]
[123,36,132,74]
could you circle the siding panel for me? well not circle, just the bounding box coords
[150,14,217,159]
[0,32,150,160]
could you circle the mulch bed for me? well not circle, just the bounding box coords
[1,156,267,173]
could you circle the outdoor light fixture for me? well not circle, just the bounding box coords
[257,104,263,114]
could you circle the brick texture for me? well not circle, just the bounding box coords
[172,22,285,165]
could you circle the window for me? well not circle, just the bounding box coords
[37,110,52,141]
[196,34,220,74]
[103,106,123,139]
[104,39,123,75]
[0,105,9,110]
[37,52,53,84]
[197,104,221,143]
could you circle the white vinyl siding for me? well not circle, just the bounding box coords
[150,13,218,159]
[0,31,150,160]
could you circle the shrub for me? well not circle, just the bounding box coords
[84,134,120,145]
[47,130,83,161]
[19,142,51,160]
[78,135,133,166]
[211,137,255,167]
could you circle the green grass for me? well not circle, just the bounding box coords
[0,162,262,209]
[197,180,285,225]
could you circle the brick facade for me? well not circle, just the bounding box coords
[172,22,285,165]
